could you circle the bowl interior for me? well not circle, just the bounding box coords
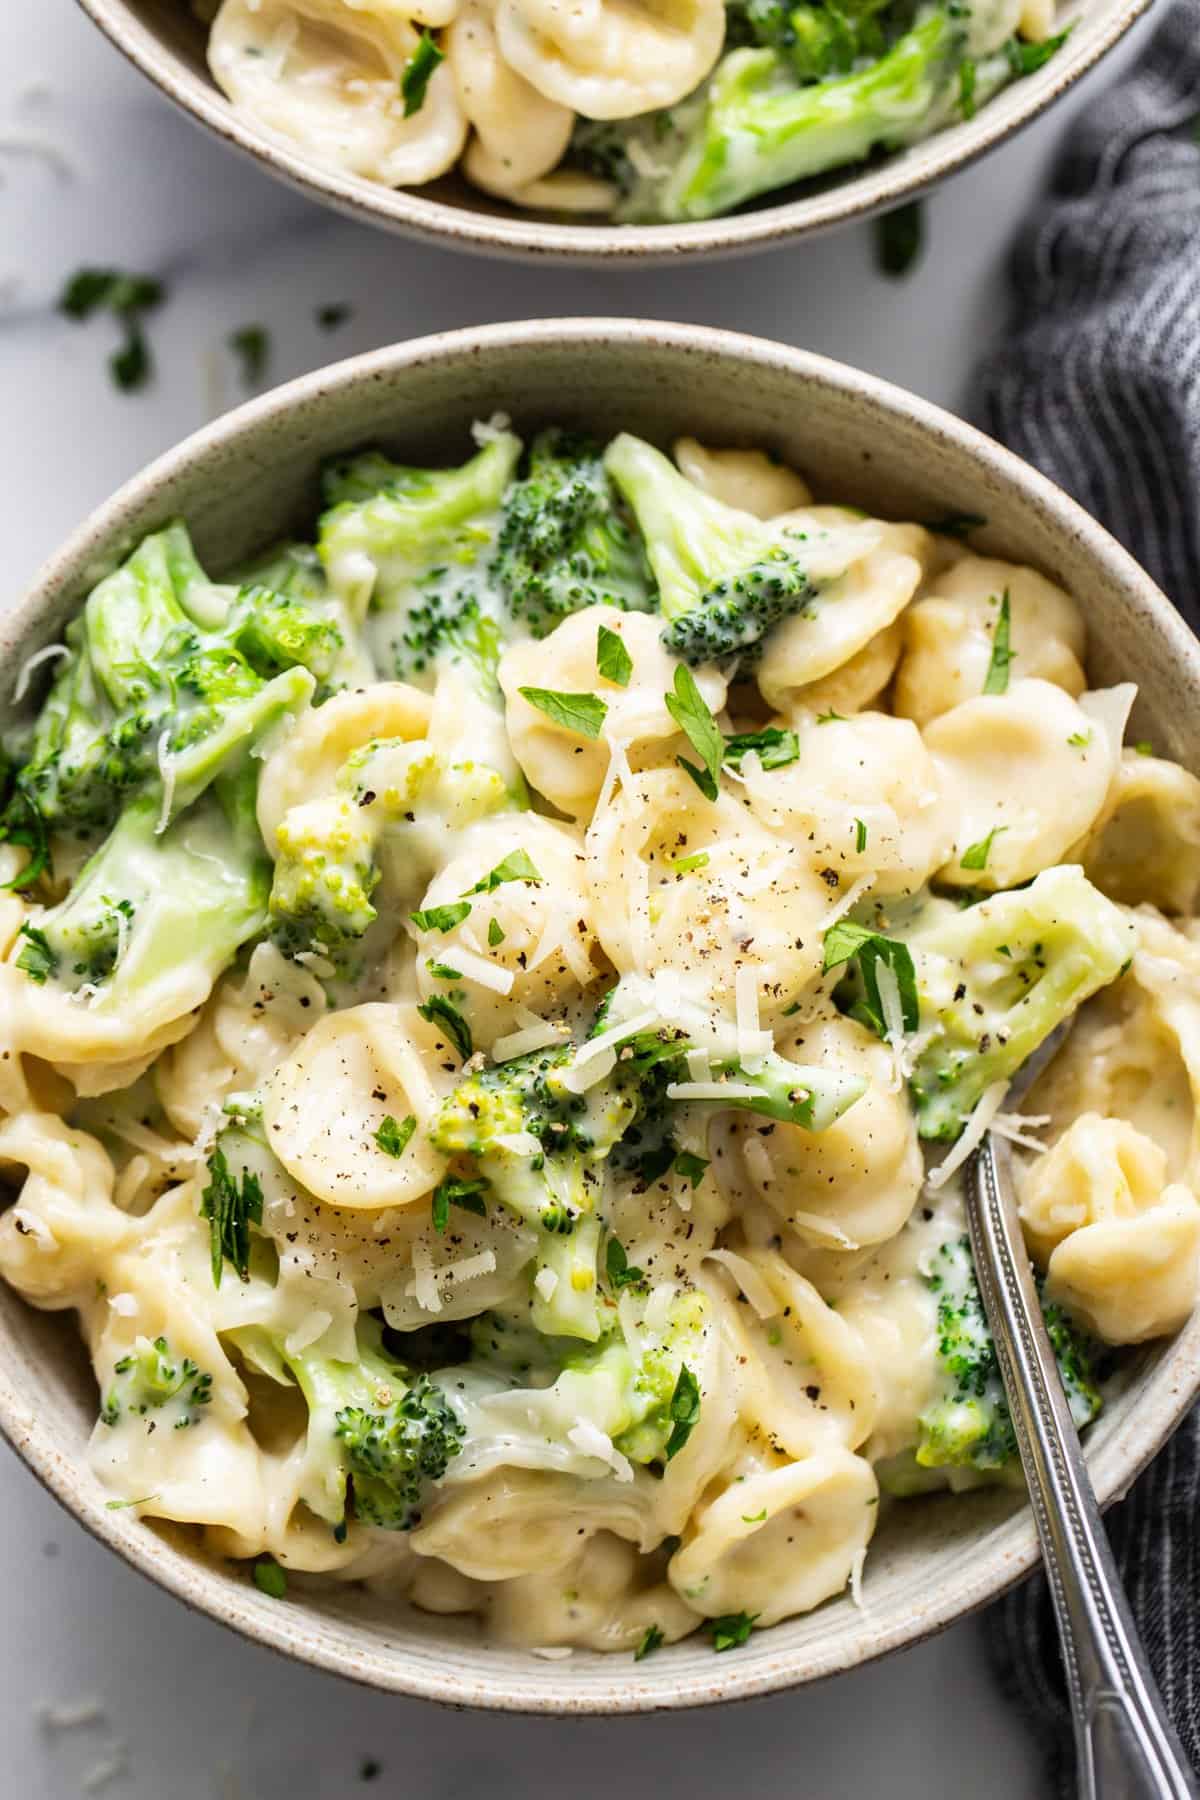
[79,0,1150,261]
[4,321,1200,1712]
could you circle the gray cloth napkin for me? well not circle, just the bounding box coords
[970,0,1200,1786]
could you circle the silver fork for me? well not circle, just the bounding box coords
[962,1020,1198,1800]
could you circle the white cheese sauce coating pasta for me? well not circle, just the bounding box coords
[2,422,1197,1660]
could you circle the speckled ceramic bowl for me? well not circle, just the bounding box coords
[3,320,1198,1710]
[76,0,1149,263]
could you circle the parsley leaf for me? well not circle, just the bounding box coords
[854,817,868,853]
[253,1556,287,1600]
[1134,740,1154,756]
[316,303,351,330]
[60,266,165,393]
[875,200,923,279]
[417,994,473,1060]
[635,1624,665,1661]
[374,1114,416,1159]
[1004,27,1071,76]
[401,30,445,116]
[673,1150,709,1189]
[463,849,544,894]
[669,850,710,873]
[606,1236,647,1292]
[982,589,1014,694]
[924,510,987,540]
[958,57,977,118]
[229,324,269,388]
[960,825,1006,872]
[426,960,462,980]
[487,917,505,946]
[664,1364,701,1461]
[411,900,471,934]
[823,919,920,1035]
[1067,730,1092,750]
[518,685,608,740]
[200,1146,264,1287]
[710,1611,758,1651]
[596,624,633,688]
[15,921,57,984]
[432,1175,489,1232]
[816,708,846,724]
[723,726,799,770]
[741,1509,768,1524]
[665,664,722,802]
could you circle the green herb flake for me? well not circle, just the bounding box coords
[925,510,987,540]
[669,850,710,874]
[741,1509,768,1524]
[432,1175,490,1232]
[487,917,505,947]
[60,267,166,394]
[960,825,1006,872]
[723,726,799,770]
[401,29,445,116]
[1005,27,1071,77]
[709,1611,758,1652]
[200,1146,264,1287]
[317,304,352,330]
[1134,740,1154,756]
[426,959,463,981]
[665,664,722,802]
[229,324,269,388]
[359,1759,382,1783]
[822,919,920,1036]
[518,685,608,740]
[411,900,471,934]
[0,788,51,892]
[463,849,544,895]
[606,1236,647,1292]
[982,590,1014,695]
[374,1114,416,1159]
[816,708,847,724]
[673,1150,709,1189]
[253,1556,287,1600]
[1067,731,1092,750]
[635,1625,665,1662]
[104,1494,157,1511]
[417,994,473,1061]
[875,200,923,279]
[596,623,633,688]
[854,817,868,853]
[664,1364,701,1461]
[15,922,57,985]
[958,57,977,118]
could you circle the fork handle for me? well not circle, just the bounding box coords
[965,1135,1198,1800]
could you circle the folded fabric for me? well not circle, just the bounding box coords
[971,0,1200,1787]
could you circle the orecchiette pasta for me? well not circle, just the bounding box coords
[447,0,574,196]
[494,0,724,119]
[4,422,1197,1661]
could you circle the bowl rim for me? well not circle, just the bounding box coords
[4,317,1200,1713]
[74,0,1151,264]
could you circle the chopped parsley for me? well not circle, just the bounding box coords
[635,1625,665,1661]
[924,510,986,540]
[1004,28,1071,76]
[823,918,920,1035]
[432,1175,489,1232]
[518,686,608,740]
[958,57,977,118]
[669,850,710,874]
[982,589,1014,695]
[417,994,473,1060]
[815,708,847,724]
[960,825,1006,872]
[1134,740,1154,756]
[15,921,57,984]
[401,30,445,116]
[464,849,544,894]
[1067,730,1092,750]
[411,900,471,934]
[487,917,506,946]
[665,664,723,801]
[317,304,352,330]
[709,1611,758,1651]
[374,1114,416,1159]
[854,817,868,853]
[741,1509,768,1524]
[229,324,269,388]
[664,1364,701,1461]
[200,1146,264,1287]
[605,1237,647,1292]
[723,725,799,770]
[596,623,633,687]
[60,266,166,392]
[673,1150,709,1189]
[426,960,462,981]
[875,200,923,279]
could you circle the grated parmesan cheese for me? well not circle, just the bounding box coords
[818,872,875,934]
[107,1292,138,1318]
[643,1281,677,1333]
[787,1210,859,1250]
[734,965,765,1073]
[534,1267,559,1303]
[12,641,68,704]
[530,1645,573,1660]
[437,945,514,995]
[874,957,910,1092]
[924,1080,1010,1191]
[667,1080,762,1103]
[441,1249,498,1286]
[408,1239,441,1313]
[492,1020,569,1063]
[849,1546,867,1611]
[990,1111,1051,1155]
[706,1249,777,1320]
[567,1419,634,1483]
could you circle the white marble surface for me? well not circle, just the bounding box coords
[0,2,1155,1794]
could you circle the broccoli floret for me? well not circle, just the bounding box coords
[725,0,892,79]
[100,1334,214,1431]
[316,435,522,681]
[916,1236,1101,1473]
[897,866,1138,1140]
[235,1315,464,1531]
[229,584,345,684]
[491,429,656,636]
[603,432,839,666]
[592,11,1012,224]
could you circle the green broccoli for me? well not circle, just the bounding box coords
[915,1236,1101,1473]
[316,434,522,681]
[491,428,656,636]
[603,432,849,665]
[896,866,1138,1140]
[575,8,1028,224]
[232,1314,464,1531]
[100,1334,214,1431]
